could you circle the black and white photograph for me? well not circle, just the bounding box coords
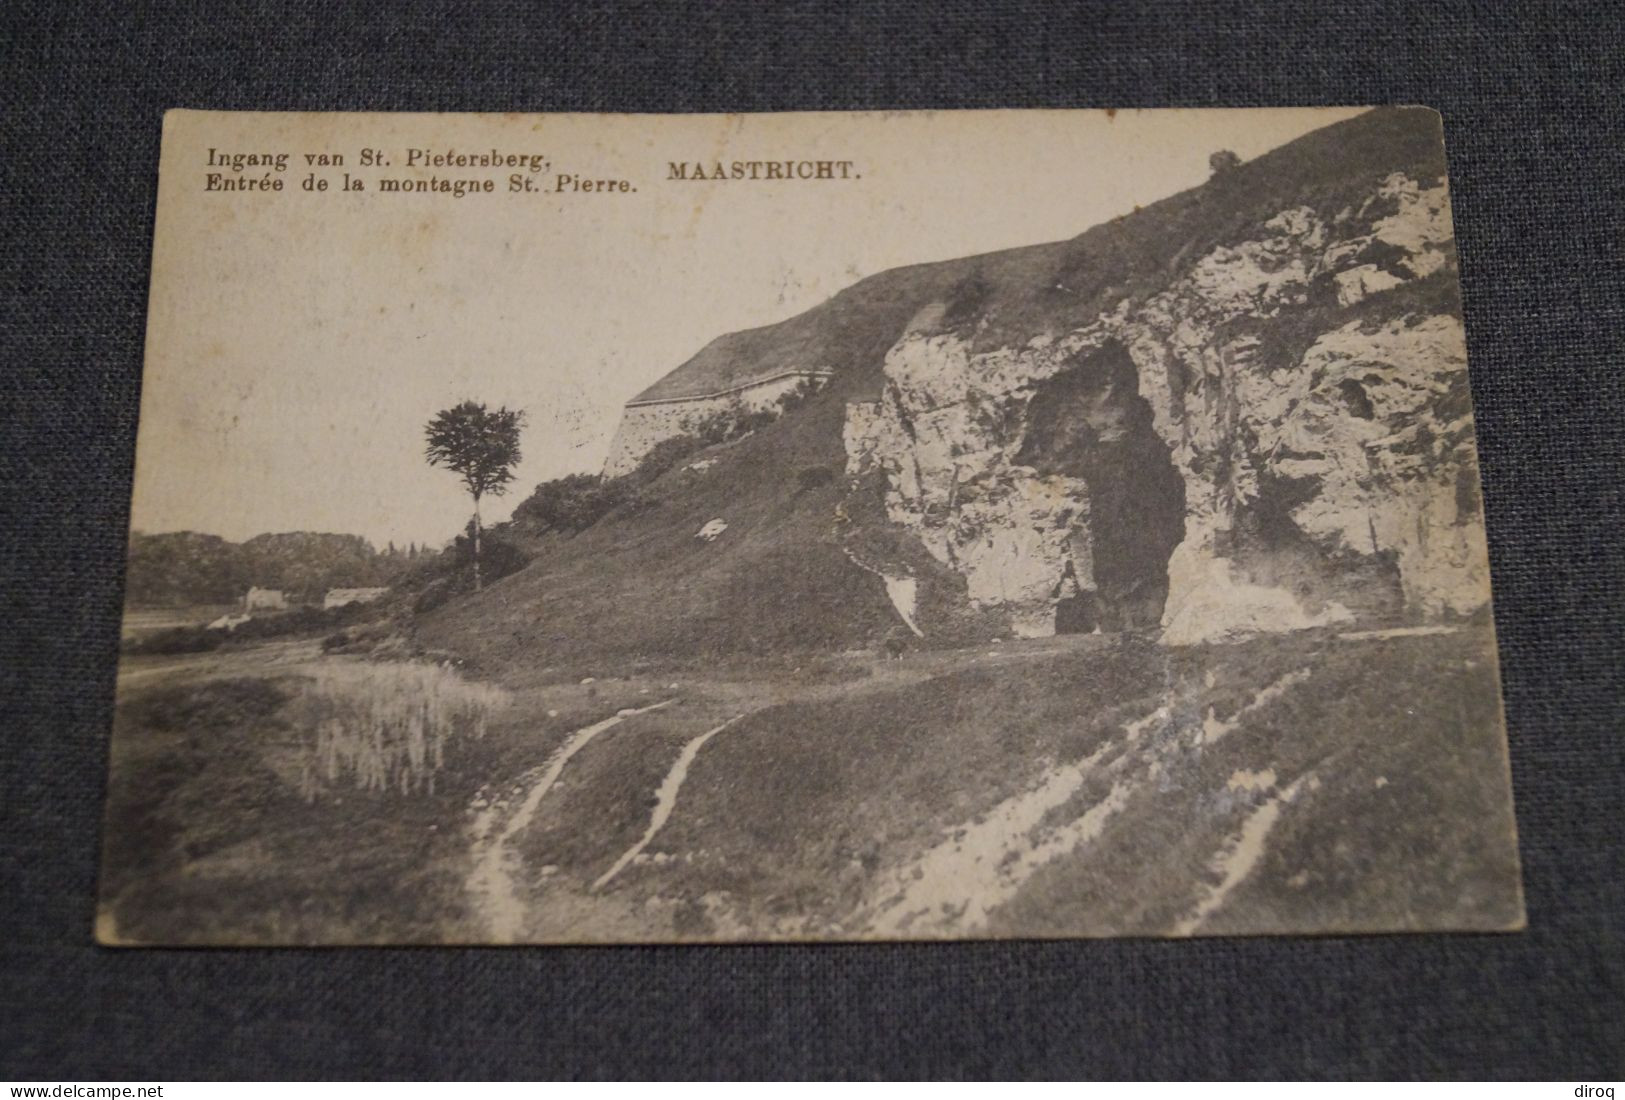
[101,105,1523,945]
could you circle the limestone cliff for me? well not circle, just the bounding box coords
[843,166,1490,643]
[556,107,1492,657]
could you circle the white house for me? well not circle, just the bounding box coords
[244,586,288,611]
[323,587,389,610]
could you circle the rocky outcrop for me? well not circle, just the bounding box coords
[843,548,924,637]
[845,172,1491,643]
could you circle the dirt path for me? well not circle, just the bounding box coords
[592,714,744,891]
[465,698,676,942]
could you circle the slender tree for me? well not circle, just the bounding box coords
[424,401,525,591]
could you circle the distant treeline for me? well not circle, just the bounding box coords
[125,531,438,607]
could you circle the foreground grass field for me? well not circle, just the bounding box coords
[99,618,1520,944]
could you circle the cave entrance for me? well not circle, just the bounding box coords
[1051,560,1097,635]
[1017,341,1186,634]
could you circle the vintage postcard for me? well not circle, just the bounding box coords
[102,107,1523,944]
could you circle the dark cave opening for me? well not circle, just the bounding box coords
[1016,341,1187,633]
[1337,377,1376,419]
[1054,592,1099,635]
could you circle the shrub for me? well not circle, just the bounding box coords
[1209,149,1242,177]
[796,465,836,492]
[122,602,384,656]
[412,577,455,615]
[447,524,528,581]
[123,624,226,656]
[119,676,289,734]
[229,603,364,641]
[514,473,644,532]
[628,437,704,484]
[406,526,530,614]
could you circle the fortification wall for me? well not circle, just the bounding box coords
[603,370,829,477]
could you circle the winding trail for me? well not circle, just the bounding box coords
[467,698,675,941]
[592,714,744,891]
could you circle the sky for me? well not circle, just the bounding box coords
[131,107,1364,549]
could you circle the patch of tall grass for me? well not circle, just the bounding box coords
[294,661,508,799]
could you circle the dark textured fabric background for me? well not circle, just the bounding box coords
[3,0,1622,1080]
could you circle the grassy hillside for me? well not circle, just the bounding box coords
[103,621,1519,943]
[542,621,1521,940]
[419,389,901,672]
